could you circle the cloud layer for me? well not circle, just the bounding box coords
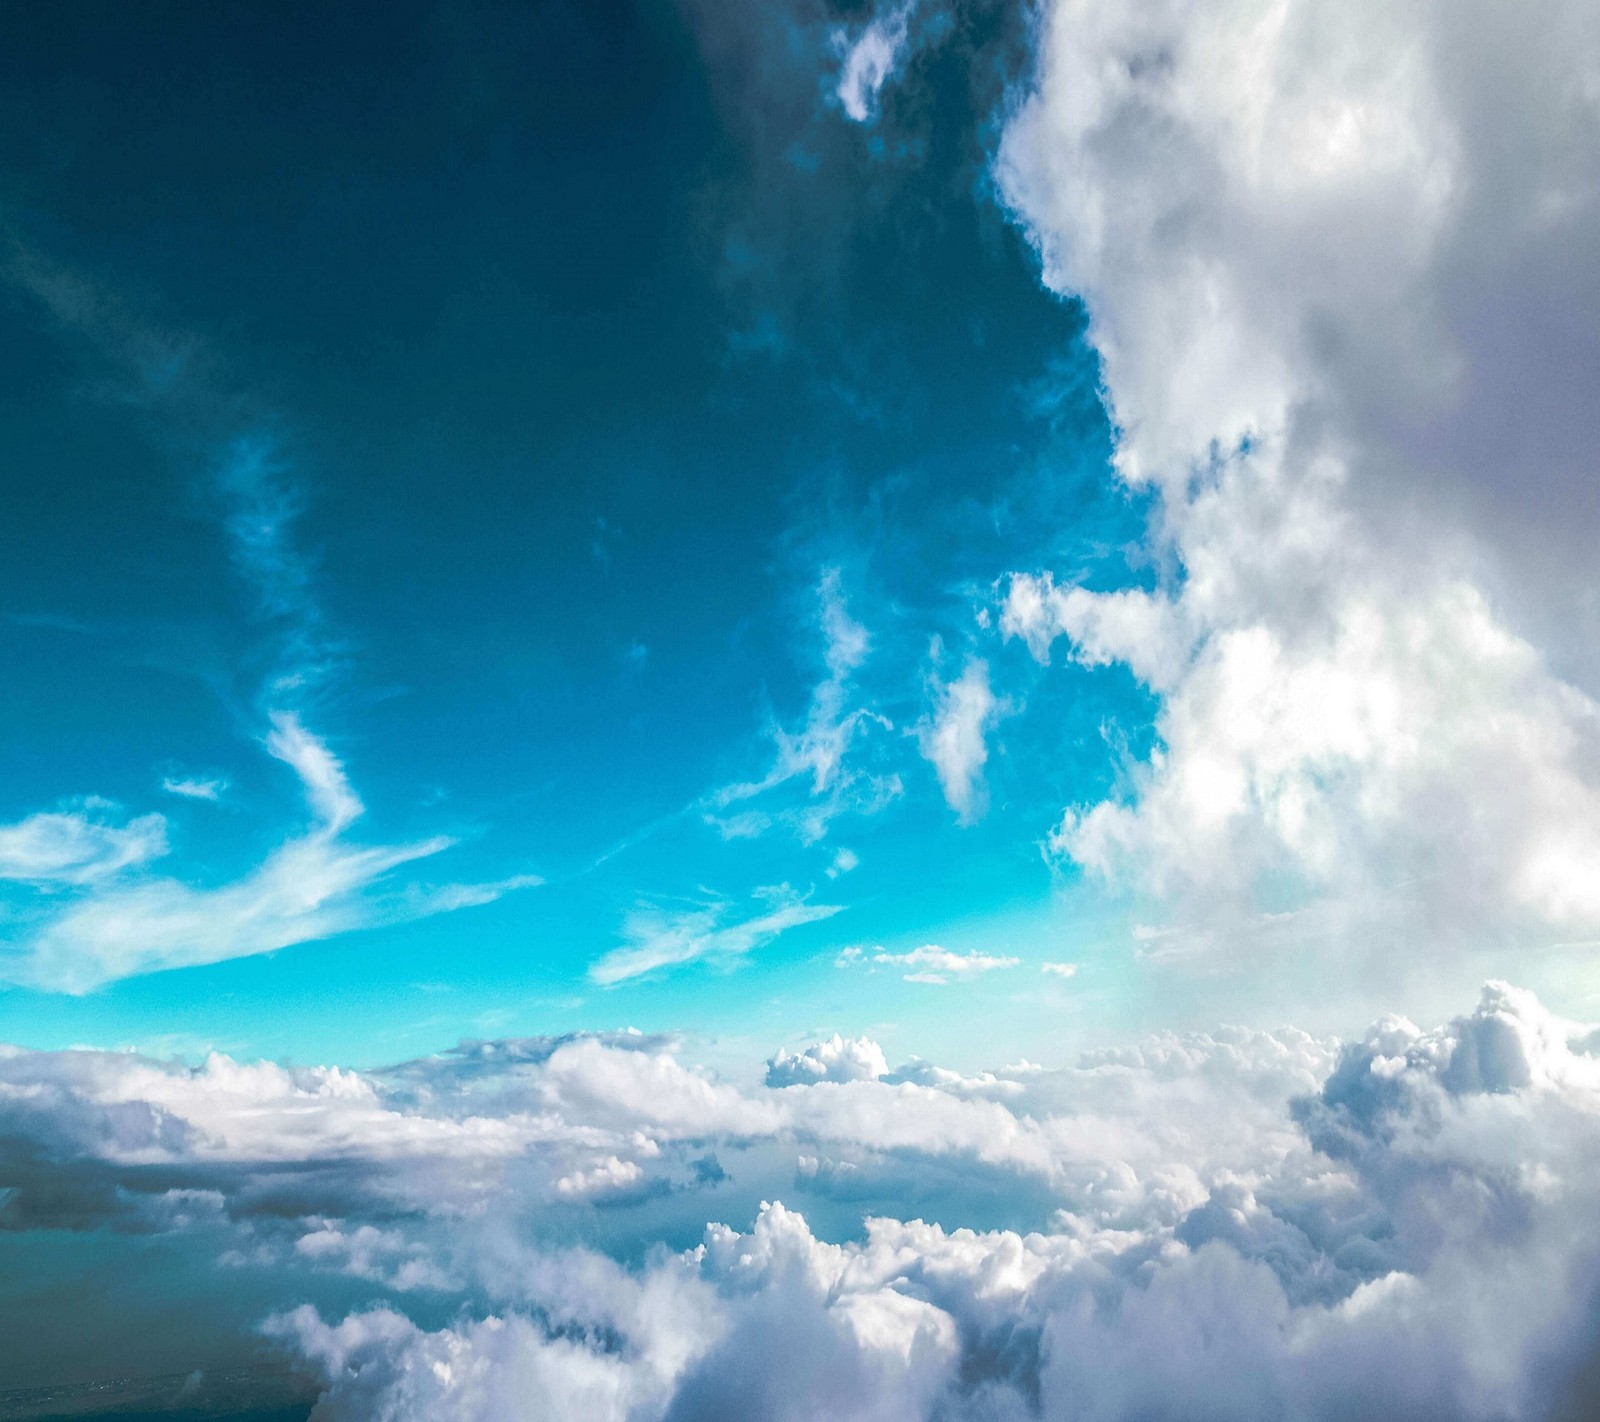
[5,984,1600,1417]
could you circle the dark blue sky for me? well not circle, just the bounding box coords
[0,0,1153,1065]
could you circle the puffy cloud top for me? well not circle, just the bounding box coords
[994,0,1600,965]
[766,1034,890,1087]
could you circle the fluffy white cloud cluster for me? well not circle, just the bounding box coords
[767,1033,889,1086]
[995,0,1600,960]
[9,985,1600,1416]
[13,984,1558,1420]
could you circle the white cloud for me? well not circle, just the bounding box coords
[1041,961,1078,978]
[766,1034,889,1087]
[710,569,898,844]
[918,658,1003,825]
[590,888,842,986]
[994,0,1600,963]
[264,711,363,833]
[2,715,533,994]
[3,983,1581,1419]
[1002,573,1190,691]
[0,803,167,885]
[160,775,228,803]
[842,943,1021,985]
[834,3,915,124]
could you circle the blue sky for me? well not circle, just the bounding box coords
[0,0,1162,1069]
[6,1,1600,1414]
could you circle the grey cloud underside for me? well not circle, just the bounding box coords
[5,984,1600,1419]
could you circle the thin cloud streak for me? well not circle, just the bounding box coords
[3,716,534,994]
[591,890,843,985]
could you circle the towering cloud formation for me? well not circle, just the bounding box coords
[996,0,1600,959]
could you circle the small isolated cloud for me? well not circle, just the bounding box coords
[554,1156,645,1201]
[918,658,1003,825]
[834,2,916,123]
[826,847,859,878]
[1040,961,1078,979]
[0,803,167,885]
[766,1034,889,1087]
[591,888,842,986]
[840,944,1020,985]
[161,775,228,803]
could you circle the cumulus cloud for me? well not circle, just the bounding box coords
[838,943,1020,984]
[3,984,1585,1418]
[918,658,1004,825]
[834,2,916,124]
[766,1034,889,1087]
[591,888,843,985]
[277,985,1600,1420]
[994,0,1600,965]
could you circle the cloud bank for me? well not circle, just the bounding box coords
[5,984,1600,1417]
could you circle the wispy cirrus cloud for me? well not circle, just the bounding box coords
[161,775,229,803]
[0,236,539,994]
[2,714,523,994]
[708,568,899,845]
[0,804,168,886]
[216,437,345,701]
[591,887,842,986]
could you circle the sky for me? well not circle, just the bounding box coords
[3,0,1600,1417]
